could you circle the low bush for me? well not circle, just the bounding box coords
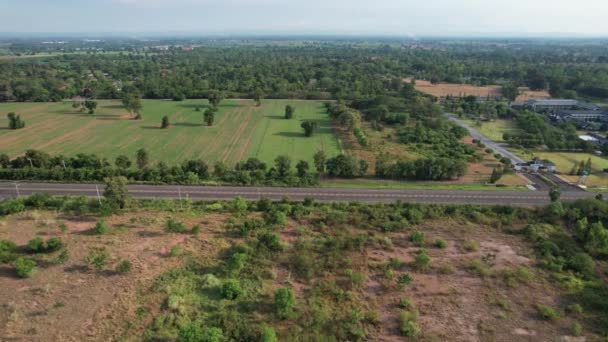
[0,240,17,263]
[165,218,187,233]
[115,260,132,274]
[27,237,45,253]
[94,220,109,235]
[413,250,431,271]
[410,231,425,246]
[15,257,36,278]
[537,304,559,320]
[434,239,447,249]
[170,245,184,257]
[399,310,420,337]
[275,287,296,319]
[86,248,109,271]
[221,279,242,300]
[46,237,63,252]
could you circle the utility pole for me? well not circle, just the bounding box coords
[178,185,183,210]
[95,184,102,205]
[62,160,67,171]
[27,158,33,168]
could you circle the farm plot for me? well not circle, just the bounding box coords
[0,99,340,166]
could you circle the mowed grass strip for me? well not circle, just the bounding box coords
[0,99,340,166]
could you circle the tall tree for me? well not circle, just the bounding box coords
[7,112,25,130]
[136,148,149,169]
[161,115,170,129]
[301,121,318,137]
[253,88,264,107]
[103,177,131,210]
[285,105,295,119]
[204,108,215,126]
[84,100,98,114]
[122,93,143,119]
[296,160,309,178]
[313,150,326,174]
[501,83,520,102]
[115,155,132,169]
[208,90,224,108]
[274,155,291,178]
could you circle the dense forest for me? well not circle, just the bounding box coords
[1,38,608,102]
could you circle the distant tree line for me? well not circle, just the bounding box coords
[3,42,608,103]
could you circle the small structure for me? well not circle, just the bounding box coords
[514,158,556,173]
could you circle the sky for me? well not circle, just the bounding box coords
[1,0,608,36]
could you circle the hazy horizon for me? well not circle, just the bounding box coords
[2,0,608,37]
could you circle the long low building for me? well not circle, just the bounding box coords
[512,99,601,112]
[552,110,608,122]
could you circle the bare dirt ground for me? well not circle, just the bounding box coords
[366,220,579,341]
[0,210,590,341]
[408,79,550,102]
[0,211,229,341]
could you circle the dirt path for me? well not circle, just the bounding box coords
[232,105,266,163]
[220,106,253,163]
[202,104,248,162]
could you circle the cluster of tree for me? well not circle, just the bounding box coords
[7,112,25,129]
[375,155,468,181]
[0,149,321,186]
[504,111,595,151]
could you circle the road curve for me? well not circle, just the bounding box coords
[0,182,603,206]
[446,115,526,165]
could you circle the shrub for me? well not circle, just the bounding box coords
[46,237,63,252]
[413,250,431,271]
[170,245,184,257]
[410,231,425,246]
[228,252,247,273]
[260,325,278,342]
[275,287,296,319]
[27,237,45,253]
[571,322,582,336]
[397,274,413,284]
[568,253,595,277]
[398,298,413,309]
[115,260,132,273]
[201,274,222,288]
[463,240,479,252]
[399,310,421,337]
[14,257,36,278]
[221,279,242,300]
[537,304,559,320]
[566,303,583,315]
[94,220,109,235]
[0,240,17,263]
[177,323,224,342]
[165,218,187,233]
[434,239,447,249]
[54,249,69,264]
[257,232,283,252]
[86,248,109,271]
[191,225,201,235]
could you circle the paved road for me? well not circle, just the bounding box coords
[447,115,526,165]
[0,182,603,206]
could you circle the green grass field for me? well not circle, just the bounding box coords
[463,119,521,142]
[0,99,341,166]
